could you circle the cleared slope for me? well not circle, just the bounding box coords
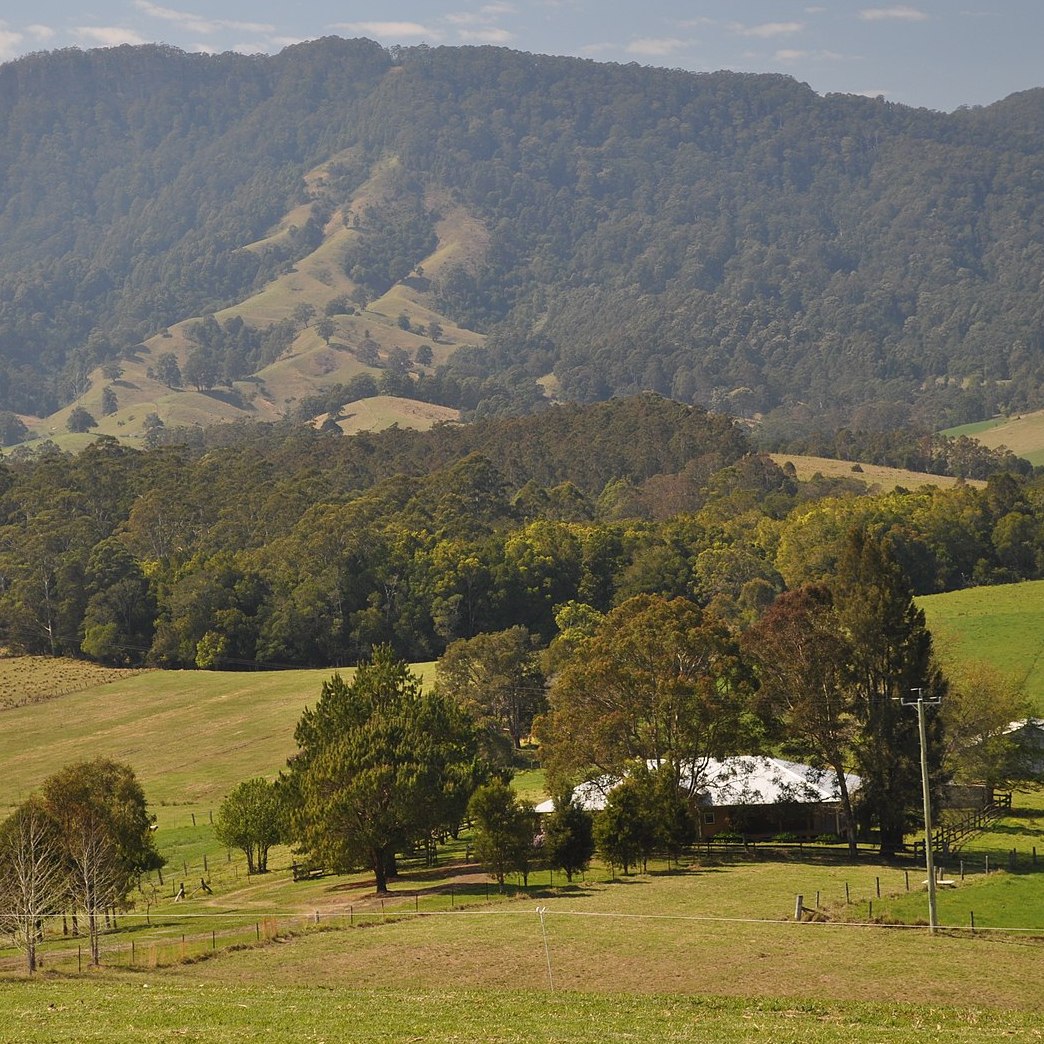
[770,454,985,492]
[23,157,486,445]
[919,578,1044,711]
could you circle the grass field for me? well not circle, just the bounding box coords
[919,579,1044,712]
[944,410,1044,466]
[0,655,145,709]
[0,662,423,819]
[768,454,985,492]
[0,647,1042,1041]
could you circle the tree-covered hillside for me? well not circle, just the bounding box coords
[0,395,1041,672]
[2,38,1044,430]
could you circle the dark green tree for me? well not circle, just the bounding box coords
[830,528,947,856]
[541,790,595,882]
[42,759,163,965]
[153,353,182,389]
[435,625,546,751]
[67,406,98,433]
[593,775,656,875]
[285,646,482,894]
[468,779,538,891]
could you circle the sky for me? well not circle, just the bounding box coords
[0,2,1041,113]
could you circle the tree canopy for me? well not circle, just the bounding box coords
[285,645,483,893]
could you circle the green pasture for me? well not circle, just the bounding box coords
[5,979,1041,1044]
[919,579,1044,711]
[0,664,430,819]
[942,410,1044,466]
[1,653,1043,1042]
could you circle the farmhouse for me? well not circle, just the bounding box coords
[1002,717,1044,775]
[536,757,861,841]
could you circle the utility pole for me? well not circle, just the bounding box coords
[902,687,939,934]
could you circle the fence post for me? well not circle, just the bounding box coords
[970,910,975,934]
[794,895,804,920]
[875,876,881,898]
[905,869,910,892]
[845,882,850,904]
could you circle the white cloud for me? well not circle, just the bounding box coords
[0,28,24,58]
[626,37,688,57]
[447,4,516,26]
[459,27,514,43]
[742,22,804,38]
[26,24,55,41]
[859,6,928,21]
[73,26,149,47]
[774,48,845,62]
[133,2,274,35]
[332,22,434,39]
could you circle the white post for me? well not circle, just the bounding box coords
[916,695,938,934]
[536,906,554,991]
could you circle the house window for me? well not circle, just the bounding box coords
[703,811,715,825]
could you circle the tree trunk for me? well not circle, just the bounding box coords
[373,849,389,895]
[832,762,858,855]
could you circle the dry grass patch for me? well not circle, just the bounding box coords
[0,655,146,709]
[770,455,984,492]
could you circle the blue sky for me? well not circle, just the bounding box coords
[0,2,1040,113]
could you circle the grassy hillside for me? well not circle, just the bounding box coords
[770,454,986,492]
[0,655,145,709]
[17,153,485,447]
[944,411,1044,466]
[0,657,1042,1040]
[919,579,1044,712]
[0,662,428,818]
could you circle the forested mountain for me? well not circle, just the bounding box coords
[2,38,1044,434]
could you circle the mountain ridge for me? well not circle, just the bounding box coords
[3,38,1044,439]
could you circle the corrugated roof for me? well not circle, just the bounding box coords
[535,757,860,814]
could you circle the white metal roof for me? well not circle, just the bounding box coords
[535,757,860,814]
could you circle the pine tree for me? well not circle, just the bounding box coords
[831,528,946,856]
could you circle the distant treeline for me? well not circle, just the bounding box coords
[0,396,1039,670]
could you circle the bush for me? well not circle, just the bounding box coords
[67,406,98,432]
